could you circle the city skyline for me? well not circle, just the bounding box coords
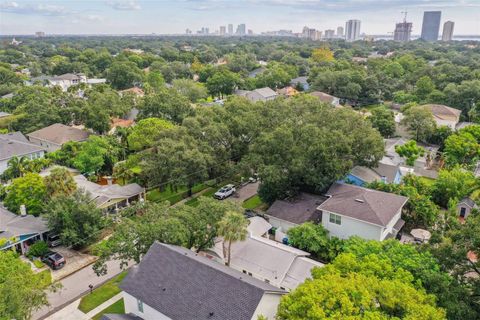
[0,0,479,36]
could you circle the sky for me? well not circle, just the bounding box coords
[0,0,479,36]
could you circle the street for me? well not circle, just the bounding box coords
[33,259,128,320]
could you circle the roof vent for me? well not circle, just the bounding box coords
[162,288,166,291]
[354,199,364,203]
[209,312,214,317]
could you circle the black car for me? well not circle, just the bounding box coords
[41,251,66,270]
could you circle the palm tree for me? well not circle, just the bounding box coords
[6,156,28,179]
[217,211,249,266]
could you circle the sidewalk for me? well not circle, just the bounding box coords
[44,292,123,320]
[33,259,128,320]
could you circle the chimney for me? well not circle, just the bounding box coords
[20,205,27,216]
[106,176,113,186]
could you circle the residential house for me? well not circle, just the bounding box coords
[317,182,408,241]
[27,123,91,152]
[0,207,49,254]
[384,137,439,179]
[457,197,478,220]
[0,132,45,175]
[423,104,462,130]
[28,73,106,92]
[74,175,145,212]
[276,86,298,97]
[119,242,286,320]
[235,87,278,102]
[290,76,309,90]
[109,118,134,135]
[265,193,327,233]
[310,91,340,107]
[248,67,266,78]
[207,217,324,292]
[345,162,403,187]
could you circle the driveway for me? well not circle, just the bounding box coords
[32,259,129,320]
[230,181,259,204]
[50,246,97,281]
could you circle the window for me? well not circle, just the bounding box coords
[137,299,144,313]
[329,213,341,225]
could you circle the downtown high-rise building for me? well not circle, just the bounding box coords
[394,21,413,42]
[219,26,226,35]
[236,23,246,35]
[336,26,344,38]
[421,11,441,41]
[442,21,454,41]
[228,24,233,34]
[345,19,361,41]
[324,29,335,39]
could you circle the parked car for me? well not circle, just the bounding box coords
[214,184,236,200]
[46,234,61,247]
[41,251,66,270]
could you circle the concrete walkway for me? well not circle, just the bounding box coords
[33,260,129,320]
[44,292,123,320]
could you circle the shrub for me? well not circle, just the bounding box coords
[27,241,49,259]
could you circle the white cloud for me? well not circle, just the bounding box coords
[106,0,141,11]
[0,1,70,15]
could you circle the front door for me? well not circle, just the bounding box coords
[460,207,467,218]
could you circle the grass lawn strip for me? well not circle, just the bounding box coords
[91,298,125,320]
[242,194,263,209]
[78,271,128,313]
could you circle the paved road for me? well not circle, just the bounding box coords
[33,260,128,320]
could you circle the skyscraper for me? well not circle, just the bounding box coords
[324,29,335,39]
[345,19,361,42]
[336,26,344,38]
[442,21,454,41]
[228,24,233,34]
[219,26,226,35]
[394,22,413,42]
[236,24,246,35]
[421,11,441,41]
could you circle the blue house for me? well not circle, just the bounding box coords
[344,162,403,187]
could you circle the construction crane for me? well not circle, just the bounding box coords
[401,10,408,23]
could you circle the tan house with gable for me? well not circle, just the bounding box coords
[423,104,462,129]
[27,123,91,152]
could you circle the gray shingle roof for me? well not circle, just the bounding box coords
[0,132,45,161]
[101,314,142,320]
[266,192,327,225]
[0,207,48,239]
[27,123,90,145]
[318,182,408,227]
[120,242,284,320]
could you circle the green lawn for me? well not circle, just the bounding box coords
[419,176,436,186]
[91,298,125,320]
[37,269,52,288]
[146,184,208,205]
[184,187,217,207]
[78,271,128,313]
[242,195,263,210]
[33,259,45,268]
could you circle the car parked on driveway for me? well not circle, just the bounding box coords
[214,184,236,200]
[46,234,61,247]
[41,251,66,270]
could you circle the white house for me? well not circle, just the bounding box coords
[207,217,324,292]
[118,242,286,320]
[0,132,45,175]
[235,87,278,102]
[317,182,408,241]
